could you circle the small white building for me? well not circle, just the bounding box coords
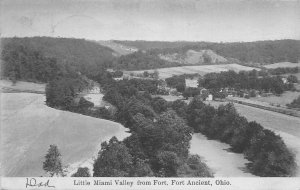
[282,77,288,84]
[113,77,123,81]
[206,94,213,101]
[89,86,100,94]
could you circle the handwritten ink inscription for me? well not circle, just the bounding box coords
[26,178,55,188]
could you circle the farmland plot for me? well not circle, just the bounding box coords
[251,91,300,107]
[1,93,129,177]
[125,64,258,79]
[0,80,45,93]
[264,62,300,69]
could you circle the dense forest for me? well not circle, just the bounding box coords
[198,70,295,95]
[117,40,300,64]
[186,98,296,176]
[114,51,181,70]
[1,45,60,83]
[45,72,213,177]
[1,37,115,80]
[2,38,299,78]
[45,71,297,177]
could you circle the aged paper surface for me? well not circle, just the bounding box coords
[1,0,300,189]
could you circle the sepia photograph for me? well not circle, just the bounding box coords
[0,0,300,189]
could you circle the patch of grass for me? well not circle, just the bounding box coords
[252,91,300,106]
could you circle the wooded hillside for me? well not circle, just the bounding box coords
[1,37,116,81]
[116,40,300,64]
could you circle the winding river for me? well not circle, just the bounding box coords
[190,133,255,177]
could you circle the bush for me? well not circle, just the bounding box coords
[186,154,214,177]
[71,167,91,177]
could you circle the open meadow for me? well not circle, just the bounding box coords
[124,63,258,79]
[1,93,129,177]
[0,80,45,93]
[251,91,300,107]
[264,62,300,69]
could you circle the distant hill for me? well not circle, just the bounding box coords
[115,40,300,65]
[3,38,299,77]
[113,40,197,50]
[159,49,228,65]
[1,37,116,81]
[113,51,182,70]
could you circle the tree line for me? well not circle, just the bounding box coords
[1,44,60,83]
[84,75,213,177]
[198,70,295,95]
[44,76,297,177]
[1,37,115,82]
[43,68,297,177]
[90,75,296,177]
[44,72,213,177]
[117,40,300,64]
[185,97,296,176]
[114,51,181,70]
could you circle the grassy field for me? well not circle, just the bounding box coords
[1,93,129,177]
[0,80,45,93]
[98,40,137,56]
[125,63,258,79]
[264,62,300,69]
[251,91,300,106]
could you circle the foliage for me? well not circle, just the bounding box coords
[287,75,298,83]
[185,154,214,177]
[169,100,188,119]
[165,75,186,92]
[286,95,300,109]
[45,77,87,110]
[156,151,180,177]
[117,40,300,64]
[267,67,299,75]
[114,51,181,70]
[1,44,60,83]
[43,145,63,177]
[111,70,123,78]
[186,97,297,176]
[71,167,91,177]
[93,137,133,177]
[151,97,168,114]
[92,107,114,120]
[198,70,294,95]
[95,77,208,177]
[1,37,115,78]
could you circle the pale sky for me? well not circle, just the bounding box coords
[1,0,300,42]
